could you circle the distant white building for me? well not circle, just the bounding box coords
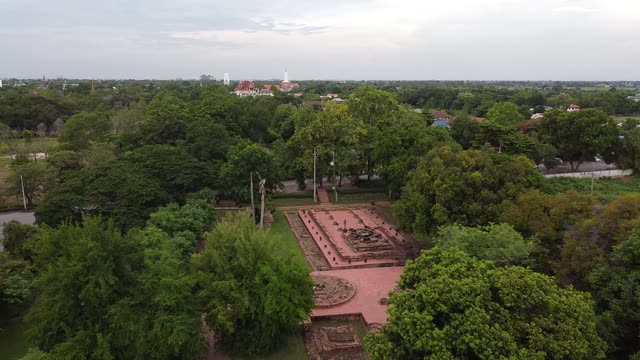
[0,80,3,88]
[627,94,640,102]
[223,73,230,85]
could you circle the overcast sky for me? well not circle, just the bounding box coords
[1,0,639,80]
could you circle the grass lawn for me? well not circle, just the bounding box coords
[232,332,307,360]
[0,137,58,156]
[545,176,640,202]
[333,191,389,204]
[271,197,314,207]
[269,210,311,272]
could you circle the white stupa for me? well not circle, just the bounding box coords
[223,73,230,85]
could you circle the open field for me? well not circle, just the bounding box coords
[545,176,640,202]
[0,137,58,156]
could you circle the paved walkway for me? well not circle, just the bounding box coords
[317,187,331,204]
[311,267,403,324]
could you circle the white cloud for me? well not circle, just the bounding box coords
[0,0,639,79]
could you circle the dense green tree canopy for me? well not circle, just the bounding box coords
[58,112,112,151]
[538,109,619,171]
[366,247,606,360]
[192,215,314,356]
[26,217,206,359]
[433,223,535,266]
[393,145,543,235]
[589,230,640,359]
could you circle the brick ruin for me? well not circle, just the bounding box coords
[297,207,417,269]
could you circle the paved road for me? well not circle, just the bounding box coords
[0,211,35,251]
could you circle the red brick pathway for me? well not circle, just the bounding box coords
[317,187,331,203]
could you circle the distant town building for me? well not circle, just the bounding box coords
[223,73,230,85]
[431,120,450,128]
[429,109,453,123]
[567,104,581,112]
[321,93,340,99]
[0,80,3,88]
[627,94,640,102]
[234,80,257,96]
[531,113,544,120]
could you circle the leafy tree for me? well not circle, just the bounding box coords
[58,112,112,151]
[485,102,524,127]
[5,161,52,207]
[366,247,606,360]
[500,189,596,266]
[192,215,313,356]
[557,193,640,289]
[110,103,145,135]
[81,141,117,168]
[26,217,205,359]
[47,150,82,174]
[138,96,190,145]
[433,223,535,266]
[348,86,400,180]
[289,102,367,187]
[1,221,39,260]
[372,108,453,195]
[220,140,283,203]
[589,230,640,359]
[450,114,482,149]
[184,118,231,163]
[393,145,543,235]
[0,252,34,306]
[538,109,619,171]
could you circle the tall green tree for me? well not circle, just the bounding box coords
[366,247,606,360]
[26,217,205,359]
[58,112,112,151]
[393,145,543,235]
[538,109,619,171]
[589,230,640,359]
[192,215,314,356]
[433,223,535,266]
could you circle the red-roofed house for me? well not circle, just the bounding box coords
[567,104,581,112]
[429,109,452,123]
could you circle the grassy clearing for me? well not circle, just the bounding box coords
[545,176,640,202]
[0,137,58,156]
[269,210,311,272]
[333,192,389,204]
[271,197,314,207]
[232,331,307,360]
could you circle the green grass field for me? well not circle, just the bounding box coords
[333,191,389,204]
[545,176,640,202]
[269,211,311,272]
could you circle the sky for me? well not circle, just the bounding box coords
[1,0,639,80]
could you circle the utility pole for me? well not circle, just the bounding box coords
[20,175,27,210]
[313,147,317,203]
[250,172,255,223]
[259,178,266,232]
[332,148,338,202]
